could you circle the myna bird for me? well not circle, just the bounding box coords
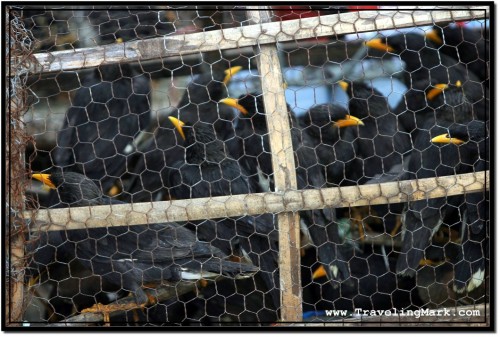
[293,102,366,187]
[396,119,488,282]
[30,171,258,319]
[167,117,281,314]
[173,65,242,140]
[340,80,412,182]
[292,116,359,288]
[426,24,489,86]
[365,32,481,89]
[394,78,488,143]
[121,66,242,202]
[430,121,489,293]
[304,245,422,313]
[50,63,152,200]
[220,93,276,192]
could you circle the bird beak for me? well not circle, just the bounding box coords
[455,80,462,87]
[365,38,395,53]
[219,97,248,115]
[425,30,443,45]
[426,84,449,101]
[312,265,327,280]
[31,173,56,189]
[338,80,349,92]
[107,184,121,196]
[223,66,242,85]
[168,116,186,140]
[334,115,365,128]
[431,134,465,145]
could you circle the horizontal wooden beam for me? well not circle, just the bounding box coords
[20,8,489,74]
[23,171,489,232]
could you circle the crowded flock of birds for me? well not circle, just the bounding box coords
[26,23,489,325]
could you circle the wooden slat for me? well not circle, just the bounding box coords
[7,8,29,325]
[23,171,489,232]
[21,8,489,74]
[247,7,302,323]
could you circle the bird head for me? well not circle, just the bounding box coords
[31,172,104,205]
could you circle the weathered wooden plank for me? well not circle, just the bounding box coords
[23,171,489,232]
[22,8,489,74]
[247,7,302,323]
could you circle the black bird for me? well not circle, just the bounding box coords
[50,63,152,199]
[167,117,280,314]
[396,119,488,287]
[340,80,412,182]
[426,24,489,86]
[30,171,258,316]
[293,103,366,187]
[305,245,422,313]
[221,94,360,287]
[365,32,481,89]
[122,66,242,202]
[430,122,489,293]
[173,65,242,140]
[219,93,275,191]
[394,78,488,142]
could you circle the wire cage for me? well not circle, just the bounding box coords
[5,5,491,328]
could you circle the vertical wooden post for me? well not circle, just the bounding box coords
[246,8,302,322]
[6,8,29,325]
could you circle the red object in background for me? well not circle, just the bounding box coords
[348,5,379,11]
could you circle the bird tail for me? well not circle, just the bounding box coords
[180,257,258,280]
[396,208,437,277]
[239,234,281,310]
[453,238,486,293]
[453,207,487,293]
[305,209,352,287]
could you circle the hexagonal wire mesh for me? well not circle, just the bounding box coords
[6,5,490,327]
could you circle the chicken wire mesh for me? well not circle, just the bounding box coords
[5,5,490,328]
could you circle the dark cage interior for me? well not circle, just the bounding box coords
[6,5,490,328]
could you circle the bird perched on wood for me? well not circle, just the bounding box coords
[30,171,258,319]
[396,119,488,293]
[167,117,281,314]
[50,63,152,201]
